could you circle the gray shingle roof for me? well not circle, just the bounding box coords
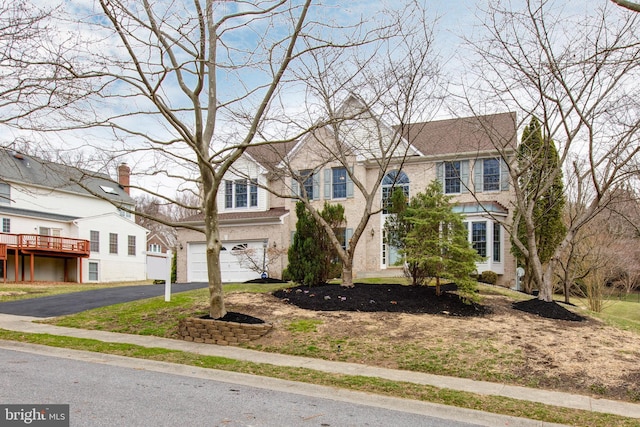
[0,149,134,204]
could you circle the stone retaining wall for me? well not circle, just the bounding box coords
[178,317,272,346]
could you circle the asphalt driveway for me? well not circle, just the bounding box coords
[0,282,208,318]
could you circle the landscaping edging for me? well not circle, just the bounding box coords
[178,317,273,346]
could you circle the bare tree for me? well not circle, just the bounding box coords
[240,4,444,287]
[463,0,640,302]
[19,1,395,318]
[0,0,85,139]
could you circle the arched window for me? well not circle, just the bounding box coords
[382,170,409,214]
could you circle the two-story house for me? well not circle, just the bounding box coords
[176,97,518,287]
[0,150,149,283]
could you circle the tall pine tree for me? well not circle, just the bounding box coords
[287,202,345,286]
[512,117,566,293]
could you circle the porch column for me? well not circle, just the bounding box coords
[14,248,18,282]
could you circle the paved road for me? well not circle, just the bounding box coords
[0,282,208,317]
[0,346,484,427]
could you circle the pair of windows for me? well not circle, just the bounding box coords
[439,158,508,194]
[293,167,354,200]
[225,179,258,209]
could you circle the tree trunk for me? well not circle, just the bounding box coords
[341,261,354,287]
[204,194,226,319]
[538,257,557,302]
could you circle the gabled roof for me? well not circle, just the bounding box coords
[0,148,134,204]
[403,112,517,156]
[244,140,298,172]
[241,111,517,171]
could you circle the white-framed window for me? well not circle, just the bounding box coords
[483,158,500,191]
[332,168,348,198]
[493,222,501,262]
[462,220,503,265]
[224,179,258,209]
[127,235,136,256]
[118,204,133,219]
[109,233,118,254]
[437,161,470,194]
[382,170,410,214]
[0,183,10,206]
[445,161,461,194]
[471,221,487,258]
[90,230,100,252]
[323,167,354,199]
[88,261,99,281]
[1,218,9,233]
[474,158,509,192]
[148,243,162,253]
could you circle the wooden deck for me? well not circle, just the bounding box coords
[0,233,90,257]
[0,233,90,283]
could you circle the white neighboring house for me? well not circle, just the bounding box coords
[0,149,149,283]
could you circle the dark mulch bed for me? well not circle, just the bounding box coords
[273,282,490,317]
[512,298,586,322]
[203,312,266,324]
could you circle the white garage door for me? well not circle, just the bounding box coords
[187,241,263,283]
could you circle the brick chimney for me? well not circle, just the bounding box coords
[118,163,131,195]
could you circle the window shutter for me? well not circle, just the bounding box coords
[346,167,354,198]
[460,160,470,193]
[324,169,331,199]
[346,228,354,249]
[474,160,483,193]
[313,172,320,200]
[291,176,299,198]
[500,158,509,191]
[436,162,443,188]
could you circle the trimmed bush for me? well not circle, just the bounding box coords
[479,270,498,285]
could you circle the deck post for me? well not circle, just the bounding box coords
[30,253,34,282]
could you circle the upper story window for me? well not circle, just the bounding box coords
[437,160,469,195]
[474,158,509,192]
[325,167,354,200]
[0,183,10,206]
[382,170,410,214]
[302,170,314,198]
[445,161,461,194]
[332,168,348,198]
[225,179,258,209]
[292,170,320,200]
[482,158,500,191]
[2,218,10,233]
[90,230,100,252]
[118,204,133,219]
